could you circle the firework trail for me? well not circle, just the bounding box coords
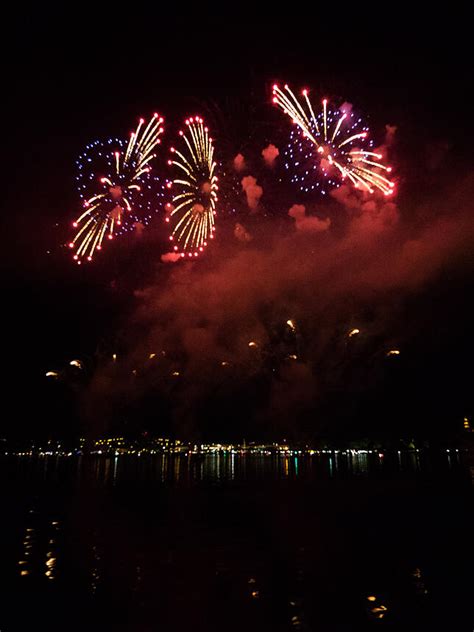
[69,114,165,263]
[166,116,218,258]
[272,84,395,196]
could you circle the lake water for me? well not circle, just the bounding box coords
[1,451,472,630]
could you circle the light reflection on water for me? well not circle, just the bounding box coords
[7,448,464,485]
[0,451,471,631]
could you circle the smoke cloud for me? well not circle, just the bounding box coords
[83,174,474,441]
[234,222,253,242]
[261,143,279,167]
[233,153,246,171]
[385,124,397,146]
[339,101,353,116]
[288,204,331,232]
[134,221,145,237]
[241,175,263,211]
[161,252,181,263]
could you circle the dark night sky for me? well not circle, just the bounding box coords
[1,8,473,441]
[3,9,471,248]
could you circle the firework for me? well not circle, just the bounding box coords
[272,84,395,196]
[166,116,218,258]
[69,114,165,263]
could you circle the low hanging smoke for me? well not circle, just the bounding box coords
[83,173,474,440]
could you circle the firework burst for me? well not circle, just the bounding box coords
[69,114,165,263]
[272,84,395,196]
[166,117,218,258]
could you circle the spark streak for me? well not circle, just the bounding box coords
[167,117,218,257]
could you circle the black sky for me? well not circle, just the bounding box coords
[3,9,472,234]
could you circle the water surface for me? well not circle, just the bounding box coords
[1,451,472,630]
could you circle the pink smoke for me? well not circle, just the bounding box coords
[233,153,246,172]
[161,252,181,263]
[261,143,279,167]
[288,204,331,232]
[234,222,253,242]
[241,175,263,212]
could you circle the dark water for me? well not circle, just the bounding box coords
[1,451,472,631]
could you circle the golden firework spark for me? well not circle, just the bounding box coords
[167,116,218,258]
